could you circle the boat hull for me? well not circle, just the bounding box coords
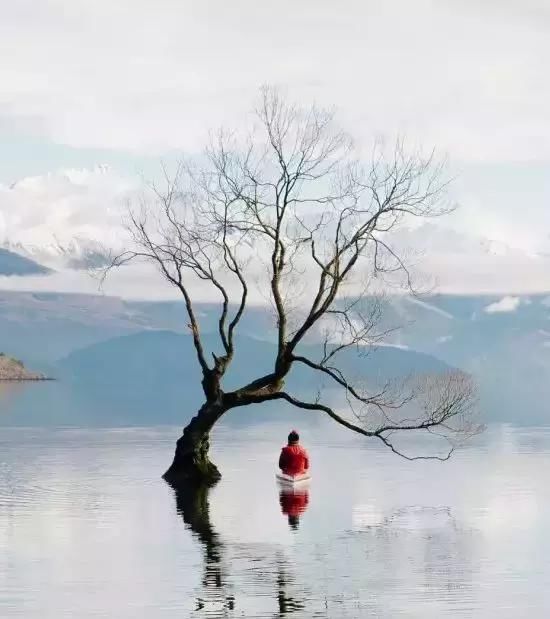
[276,472,311,486]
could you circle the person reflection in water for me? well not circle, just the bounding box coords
[279,487,309,530]
[278,430,310,478]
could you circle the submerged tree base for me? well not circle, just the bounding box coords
[162,422,222,487]
[163,459,221,487]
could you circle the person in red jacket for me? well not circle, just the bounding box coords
[278,430,310,477]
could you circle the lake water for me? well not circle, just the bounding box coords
[1,421,550,617]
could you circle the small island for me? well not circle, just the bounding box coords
[0,353,52,381]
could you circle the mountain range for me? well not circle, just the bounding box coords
[3,238,110,270]
[0,290,548,426]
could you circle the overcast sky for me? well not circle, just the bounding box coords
[0,0,549,296]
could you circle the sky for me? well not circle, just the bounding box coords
[0,0,549,298]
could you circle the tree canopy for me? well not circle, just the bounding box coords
[107,87,479,482]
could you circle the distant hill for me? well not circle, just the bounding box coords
[373,294,550,424]
[0,291,147,366]
[54,330,453,425]
[0,248,51,276]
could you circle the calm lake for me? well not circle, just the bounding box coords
[1,420,550,617]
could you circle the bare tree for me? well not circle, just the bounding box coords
[107,87,479,486]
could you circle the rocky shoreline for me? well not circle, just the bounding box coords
[0,353,52,381]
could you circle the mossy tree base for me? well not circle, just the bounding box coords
[163,402,225,487]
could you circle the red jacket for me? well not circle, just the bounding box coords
[278,443,309,476]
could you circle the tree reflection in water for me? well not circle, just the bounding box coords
[173,482,233,611]
[275,560,305,615]
[171,481,307,617]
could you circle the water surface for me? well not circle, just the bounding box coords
[1,423,550,617]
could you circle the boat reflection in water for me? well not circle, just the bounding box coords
[278,485,310,530]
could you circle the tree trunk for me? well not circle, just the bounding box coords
[163,401,225,487]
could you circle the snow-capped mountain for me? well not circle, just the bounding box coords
[1,167,550,294]
[2,237,111,270]
[0,165,136,271]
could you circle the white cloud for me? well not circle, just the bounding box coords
[484,296,522,314]
[0,0,549,268]
[1,168,550,299]
[0,265,175,302]
[387,225,550,295]
[0,0,549,164]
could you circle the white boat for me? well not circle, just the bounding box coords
[276,472,311,486]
